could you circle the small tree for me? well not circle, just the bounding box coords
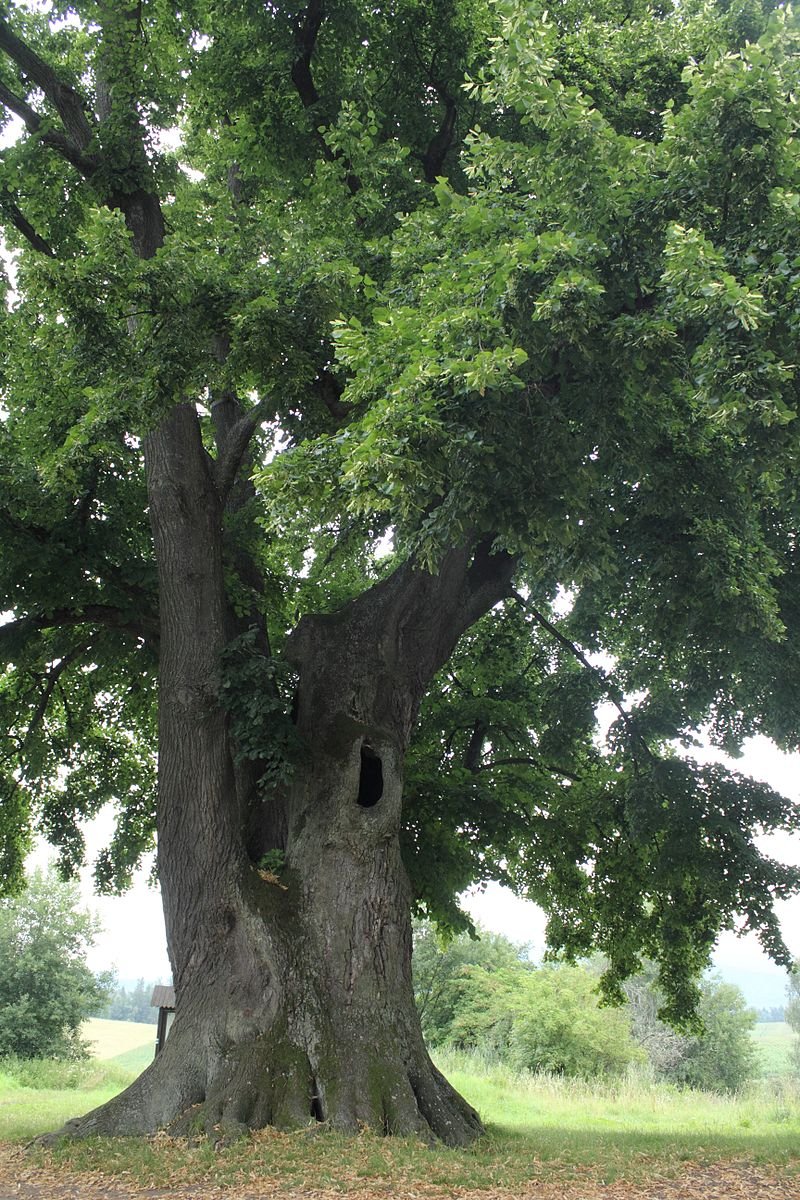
[442,960,640,1077]
[0,868,111,1060]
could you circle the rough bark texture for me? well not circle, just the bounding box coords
[45,404,513,1147]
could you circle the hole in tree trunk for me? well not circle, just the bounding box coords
[310,1081,325,1122]
[357,743,384,807]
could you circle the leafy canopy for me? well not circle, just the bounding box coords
[0,0,799,1017]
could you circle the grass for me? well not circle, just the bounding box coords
[0,1058,132,1143]
[108,1041,154,1075]
[0,1049,798,1192]
[752,1022,796,1078]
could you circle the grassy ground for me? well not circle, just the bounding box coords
[0,1058,131,1143]
[0,1049,797,1193]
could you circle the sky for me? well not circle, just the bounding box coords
[31,732,799,1010]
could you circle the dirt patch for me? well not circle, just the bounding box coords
[0,1148,798,1200]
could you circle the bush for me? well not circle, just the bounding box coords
[625,968,757,1092]
[509,967,642,1077]
[446,962,640,1077]
[412,921,527,1047]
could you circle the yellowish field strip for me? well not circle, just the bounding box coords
[81,1019,155,1060]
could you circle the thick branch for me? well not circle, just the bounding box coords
[0,194,55,256]
[0,606,158,659]
[289,537,517,747]
[313,368,351,424]
[421,95,457,185]
[476,756,581,782]
[463,719,487,773]
[213,396,271,500]
[23,640,93,749]
[291,0,325,109]
[0,80,97,173]
[0,18,95,154]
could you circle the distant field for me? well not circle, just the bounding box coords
[752,1021,796,1078]
[81,1018,155,1061]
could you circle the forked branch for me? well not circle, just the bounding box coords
[0,17,96,157]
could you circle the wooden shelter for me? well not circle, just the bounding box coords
[150,984,175,1056]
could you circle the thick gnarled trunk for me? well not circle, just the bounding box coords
[49,407,512,1146]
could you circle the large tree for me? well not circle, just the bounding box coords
[1,0,799,1145]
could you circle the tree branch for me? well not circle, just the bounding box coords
[288,536,517,747]
[291,0,325,109]
[0,18,95,155]
[476,755,581,782]
[0,80,97,173]
[212,396,271,501]
[0,606,158,658]
[510,590,653,761]
[0,194,55,256]
[463,718,487,773]
[421,94,457,184]
[23,640,93,749]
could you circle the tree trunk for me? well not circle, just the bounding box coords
[45,406,511,1145]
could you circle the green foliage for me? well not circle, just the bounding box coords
[451,963,642,1078]
[0,868,112,1060]
[218,629,298,793]
[412,920,527,1045]
[413,924,640,1077]
[415,928,757,1088]
[256,850,287,877]
[669,980,757,1092]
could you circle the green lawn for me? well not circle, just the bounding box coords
[1,1050,798,1192]
[0,1059,130,1143]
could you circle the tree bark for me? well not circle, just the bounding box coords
[45,472,512,1145]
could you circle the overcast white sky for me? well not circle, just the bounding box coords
[30,732,797,1009]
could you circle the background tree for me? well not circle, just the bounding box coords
[625,968,757,1091]
[450,963,642,1077]
[787,964,800,1074]
[0,868,111,1061]
[414,933,755,1088]
[103,980,160,1026]
[412,922,526,1047]
[0,0,799,1145]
